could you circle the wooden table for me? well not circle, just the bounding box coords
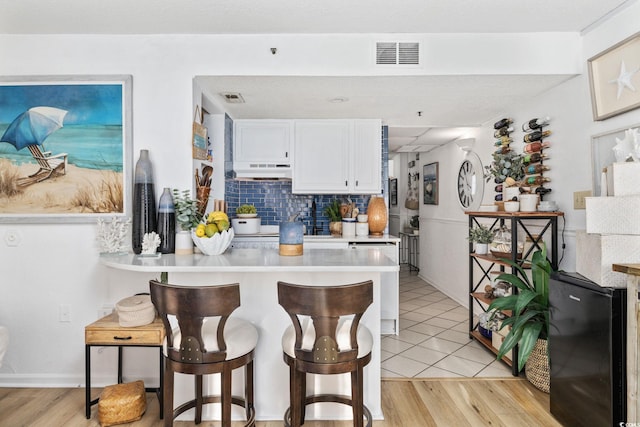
[612,263,640,423]
[84,312,166,419]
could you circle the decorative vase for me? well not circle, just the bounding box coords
[132,149,157,254]
[525,338,550,393]
[329,221,342,236]
[475,243,488,255]
[174,230,193,255]
[157,188,175,254]
[504,186,520,202]
[367,196,387,236]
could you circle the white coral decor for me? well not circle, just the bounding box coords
[96,217,131,254]
[141,232,161,254]
[613,127,640,162]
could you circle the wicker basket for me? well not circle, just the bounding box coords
[98,380,146,426]
[116,295,155,327]
[525,338,550,393]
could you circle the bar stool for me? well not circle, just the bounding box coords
[149,280,257,427]
[277,280,373,427]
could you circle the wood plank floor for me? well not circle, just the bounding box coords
[0,378,561,426]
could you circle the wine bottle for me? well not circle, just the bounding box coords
[494,146,511,155]
[524,141,551,153]
[525,164,550,174]
[495,184,503,192]
[522,152,549,165]
[522,116,551,132]
[523,176,551,186]
[495,136,513,145]
[494,118,513,130]
[495,194,503,202]
[523,130,552,143]
[494,177,504,184]
[494,126,514,138]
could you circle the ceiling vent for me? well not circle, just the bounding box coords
[376,42,419,65]
[221,92,245,103]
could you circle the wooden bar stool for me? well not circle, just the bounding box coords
[149,280,257,427]
[277,280,373,427]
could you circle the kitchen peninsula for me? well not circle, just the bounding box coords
[100,247,398,421]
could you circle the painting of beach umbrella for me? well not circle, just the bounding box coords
[0,106,68,150]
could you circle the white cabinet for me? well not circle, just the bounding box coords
[233,120,292,178]
[292,119,381,194]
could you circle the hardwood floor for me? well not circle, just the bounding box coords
[0,378,561,426]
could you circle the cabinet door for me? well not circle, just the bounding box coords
[352,119,382,193]
[292,120,350,194]
[234,120,292,164]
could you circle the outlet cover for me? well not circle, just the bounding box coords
[573,190,592,210]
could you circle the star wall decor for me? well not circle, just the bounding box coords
[609,60,639,100]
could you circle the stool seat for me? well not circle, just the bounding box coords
[167,317,258,361]
[281,319,372,359]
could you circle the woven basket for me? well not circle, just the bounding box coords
[525,338,550,393]
[116,295,155,327]
[98,380,146,426]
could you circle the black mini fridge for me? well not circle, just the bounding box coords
[549,272,626,426]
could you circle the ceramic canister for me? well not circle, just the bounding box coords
[356,222,369,236]
[279,221,303,256]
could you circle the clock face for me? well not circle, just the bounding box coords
[457,152,484,211]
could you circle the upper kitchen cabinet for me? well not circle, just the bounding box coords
[233,120,293,178]
[292,119,382,194]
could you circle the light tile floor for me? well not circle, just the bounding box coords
[381,266,513,378]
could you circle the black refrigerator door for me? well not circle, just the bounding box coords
[549,272,626,427]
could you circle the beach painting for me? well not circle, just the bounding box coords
[0,75,132,222]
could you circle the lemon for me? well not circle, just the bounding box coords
[205,223,218,237]
[207,211,229,223]
[195,227,205,237]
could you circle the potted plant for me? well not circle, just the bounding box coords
[409,215,419,235]
[323,199,342,236]
[172,189,202,254]
[488,245,552,392]
[484,151,525,200]
[468,224,494,255]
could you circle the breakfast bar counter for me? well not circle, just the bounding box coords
[100,248,398,422]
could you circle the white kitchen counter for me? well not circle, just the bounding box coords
[303,234,400,244]
[100,248,398,422]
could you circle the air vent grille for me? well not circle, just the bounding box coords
[376,42,419,65]
[221,92,245,103]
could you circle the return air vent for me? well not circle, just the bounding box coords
[376,42,419,65]
[221,92,245,103]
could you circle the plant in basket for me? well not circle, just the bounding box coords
[488,244,552,391]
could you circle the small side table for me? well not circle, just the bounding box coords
[399,231,420,273]
[85,312,166,419]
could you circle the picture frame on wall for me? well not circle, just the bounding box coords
[0,75,133,223]
[389,178,398,206]
[588,31,640,121]
[423,162,439,205]
[591,123,640,196]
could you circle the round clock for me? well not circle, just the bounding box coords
[457,152,484,211]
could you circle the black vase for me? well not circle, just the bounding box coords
[157,188,175,254]
[132,149,157,254]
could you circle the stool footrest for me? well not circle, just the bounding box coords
[174,395,255,427]
[284,394,372,427]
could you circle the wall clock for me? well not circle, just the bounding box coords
[456,152,484,211]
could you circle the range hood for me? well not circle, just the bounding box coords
[233,162,292,179]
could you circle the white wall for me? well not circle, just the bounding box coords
[415,1,640,306]
[0,23,633,385]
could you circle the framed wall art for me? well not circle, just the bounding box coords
[0,75,133,223]
[588,31,640,121]
[591,123,640,196]
[389,178,397,206]
[423,162,439,205]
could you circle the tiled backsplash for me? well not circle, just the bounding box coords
[223,124,389,235]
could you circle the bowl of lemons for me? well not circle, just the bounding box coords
[191,211,234,255]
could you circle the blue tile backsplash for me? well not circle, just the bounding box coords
[224,124,389,235]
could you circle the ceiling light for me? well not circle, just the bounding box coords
[455,138,475,152]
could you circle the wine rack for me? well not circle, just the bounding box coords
[521,117,551,200]
[491,117,515,203]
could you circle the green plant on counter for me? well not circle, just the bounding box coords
[323,199,342,222]
[488,244,552,371]
[468,224,494,244]
[236,204,257,214]
[172,188,202,231]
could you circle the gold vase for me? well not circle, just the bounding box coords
[367,196,387,236]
